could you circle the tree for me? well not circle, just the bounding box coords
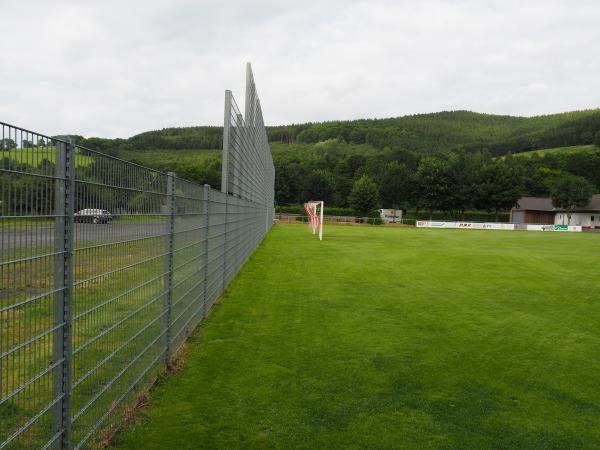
[581,131,594,144]
[81,137,119,155]
[445,152,483,219]
[274,162,302,204]
[550,175,595,225]
[477,161,523,221]
[415,156,451,219]
[565,151,600,191]
[173,156,221,187]
[378,161,412,209]
[337,154,366,178]
[301,170,336,205]
[348,175,380,216]
[594,131,600,149]
[1,138,17,150]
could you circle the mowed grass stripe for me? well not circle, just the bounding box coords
[113,225,600,449]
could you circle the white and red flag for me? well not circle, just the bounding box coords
[303,201,324,240]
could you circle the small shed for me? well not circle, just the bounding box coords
[510,197,555,225]
[379,208,403,223]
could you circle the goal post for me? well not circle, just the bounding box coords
[303,201,323,240]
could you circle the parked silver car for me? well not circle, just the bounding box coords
[74,209,113,224]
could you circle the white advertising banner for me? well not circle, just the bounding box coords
[416,221,515,230]
[416,221,582,232]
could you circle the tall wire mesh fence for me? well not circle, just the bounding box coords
[1,64,274,450]
[222,63,274,227]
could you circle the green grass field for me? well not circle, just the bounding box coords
[112,224,600,449]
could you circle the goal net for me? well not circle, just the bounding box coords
[303,201,324,240]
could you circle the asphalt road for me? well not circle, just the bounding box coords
[1,221,168,254]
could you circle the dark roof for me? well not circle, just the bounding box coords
[514,195,600,212]
[515,197,554,211]
[587,194,600,211]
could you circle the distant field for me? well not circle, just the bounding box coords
[1,147,220,169]
[514,144,597,158]
[113,224,600,449]
[117,148,220,166]
[2,146,93,166]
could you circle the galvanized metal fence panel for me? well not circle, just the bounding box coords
[1,123,67,449]
[69,146,170,449]
[206,189,226,311]
[1,63,274,450]
[222,64,275,229]
[170,177,206,353]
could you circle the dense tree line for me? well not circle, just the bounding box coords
[92,137,600,218]
[273,139,600,218]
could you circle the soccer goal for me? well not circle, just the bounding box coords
[303,201,324,240]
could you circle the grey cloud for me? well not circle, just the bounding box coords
[1,0,598,138]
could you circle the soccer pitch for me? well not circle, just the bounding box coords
[113,224,600,449]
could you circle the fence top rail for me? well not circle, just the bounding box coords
[0,120,68,143]
[75,143,174,177]
[0,120,210,192]
[74,144,212,191]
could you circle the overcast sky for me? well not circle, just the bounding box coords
[1,0,599,138]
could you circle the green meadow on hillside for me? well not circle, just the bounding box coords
[512,144,597,158]
[117,148,220,167]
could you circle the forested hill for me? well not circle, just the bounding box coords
[268,109,600,155]
[80,109,600,156]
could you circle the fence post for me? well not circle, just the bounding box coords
[163,172,175,365]
[265,203,268,234]
[221,90,232,194]
[53,138,75,449]
[203,185,210,315]
[234,112,243,198]
[223,194,228,291]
